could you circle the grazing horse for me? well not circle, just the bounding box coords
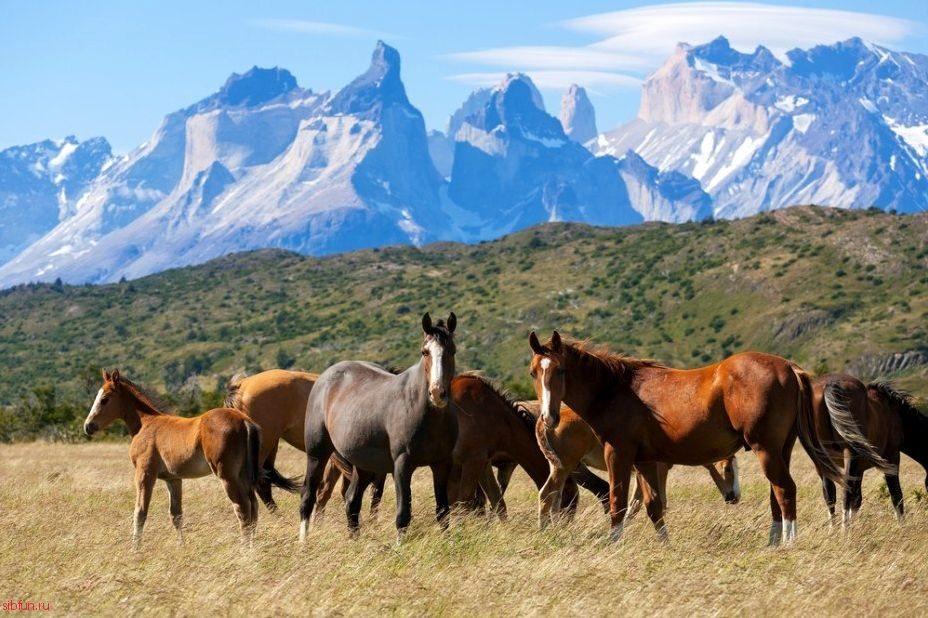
[299,313,459,541]
[82,370,287,547]
[313,372,583,520]
[528,332,856,545]
[519,400,741,526]
[225,369,317,510]
[812,374,921,525]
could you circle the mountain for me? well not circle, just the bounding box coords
[0,136,111,263]
[448,73,643,236]
[559,84,597,145]
[595,36,928,217]
[1,207,924,411]
[0,43,449,286]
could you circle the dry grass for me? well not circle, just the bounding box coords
[2,442,927,616]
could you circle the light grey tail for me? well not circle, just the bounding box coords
[823,384,897,475]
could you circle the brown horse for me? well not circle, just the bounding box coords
[225,369,316,509]
[812,374,920,525]
[313,372,584,520]
[528,332,855,545]
[519,400,740,526]
[82,370,288,547]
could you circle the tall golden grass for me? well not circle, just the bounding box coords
[1,442,926,616]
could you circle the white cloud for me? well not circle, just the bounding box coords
[251,18,396,40]
[567,2,921,60]
[445,2,923,90]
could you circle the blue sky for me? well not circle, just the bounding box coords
[2,1,926,152]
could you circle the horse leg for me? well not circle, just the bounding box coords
[605,442,635,542]
[220,474,255,543]
[298,449,332,543]
[313,457,343,525]
[478,464,507,521]
[132,467,157,550]
[571,463,609,513]
[538,462,569,529]
[345,467,376,538]
[431,460,453,529]
[820,471,837,527]
[885,473,904,522]
[561,476,579,518]
[496,461,517,495]
[627,469,644,521]
[635,461,668,542]
[457,458,486,513]
[257,443,279,512]
[370,474,387,522]
[165,479,184,544]
[842,453,865,529]
[393,453,415,542]
[754,446,797,546]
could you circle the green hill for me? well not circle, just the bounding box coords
[1,206,926,439]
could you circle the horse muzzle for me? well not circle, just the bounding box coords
[542,413,560,429]
[83,422,98,436]
[429,387,449,409]
[725,491,740,505]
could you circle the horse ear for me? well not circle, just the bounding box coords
[422,312,433,334]
[111,369,121,384]
[551,331,562,352]
[529,331,544,355]
[447,312,457,333]
[101,368,109,381]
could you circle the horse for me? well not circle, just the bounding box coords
[312,371,585,521]
[528,331,861,545]
[225,369,317,510]
[518,400,741,526]
[81,369,291,547]
[811,374,922,525]
[299,313,459,542]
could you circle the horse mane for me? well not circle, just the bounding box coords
[457,370,536,433]
[224,372,248,409]
[560,337,666,380]
[119,378,172,416]
[427,319,456,350]
[869,381,927,432]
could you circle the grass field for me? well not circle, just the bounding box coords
[2,441,927,616]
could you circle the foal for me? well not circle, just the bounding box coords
[83,369,277,547]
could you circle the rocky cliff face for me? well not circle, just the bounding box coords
[559,84,598,145]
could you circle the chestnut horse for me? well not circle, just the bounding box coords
[812,374,920,525]
[528,332,854,545]
[314,372,583,521]
[299,313,459,542]
[225,369,316,510]
[82,370,289,546]
[519,400,740,525]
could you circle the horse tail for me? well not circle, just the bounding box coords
[262,464,302,494]
[245,421,261,487]
[534,416,562,469]
[790,365,848,487]
[824,383,897,475]
[224,372,248,409]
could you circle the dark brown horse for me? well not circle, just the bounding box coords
[82,370,290,546]
[528,332,856,545]
[313,372,583,520]
[812,374,922,525]
[225,369,315,510]
[299,313,459,542]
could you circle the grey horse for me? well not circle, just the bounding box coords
[299,312,458,541]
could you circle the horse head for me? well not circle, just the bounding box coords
[84,368,125,436]
[528,330,565,429]
[421,312,457,409]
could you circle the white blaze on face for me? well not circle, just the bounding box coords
[86,388,104,425]
[427,339,445,396]
[540,358,552,421]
